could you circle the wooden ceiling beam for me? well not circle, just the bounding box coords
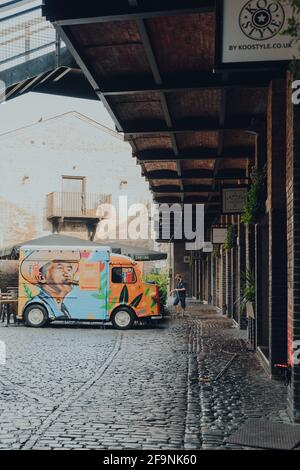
[134,147,254,161]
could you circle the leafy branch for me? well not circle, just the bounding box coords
[241,167,266,226]
[239,269,256,312]
[223,225,236,251]
[212,244,221,259]
[281,0,300,76]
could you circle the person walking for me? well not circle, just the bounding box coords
[171,273,188,317]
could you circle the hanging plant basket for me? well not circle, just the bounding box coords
[239,269,256,318]
[241,167,266,226]
[223,224,236,251]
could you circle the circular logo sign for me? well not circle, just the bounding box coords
[239,0,285,41]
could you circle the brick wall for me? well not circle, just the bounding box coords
[221,248,227,315]
[207,254,212,304]
[212,256,217,306]
[267,79,288,373]
[286,74,300,422]
[238,222,247,328]
[0,113,153,249]
[226,249,232,318]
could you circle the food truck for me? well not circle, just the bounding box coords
[17,243,161,329]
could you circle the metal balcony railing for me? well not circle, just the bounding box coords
[46,192,112,220]
[0,0,64,72]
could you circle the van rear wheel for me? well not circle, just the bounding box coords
[111,307,135,330]
[24,305,48,328]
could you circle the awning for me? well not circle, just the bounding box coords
[0,234,168,261]
[95,241,168,261]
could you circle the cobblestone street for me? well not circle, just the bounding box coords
[0,305,288,450]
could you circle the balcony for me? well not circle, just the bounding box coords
[46,192,111,221]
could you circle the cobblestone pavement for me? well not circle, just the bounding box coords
[0,321,189,450]
[0,306,289,450]
[183,303,289,450]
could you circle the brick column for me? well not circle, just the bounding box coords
[207,254,212,304]
[226,248,232,318]
[238,221,247,328]
[221,247,227,315]
[287,77,300,422]
[212,256,217,306]
[216,256,220,308]
[245,223,256,345]
[232,246,238,322]
[267,79,288,374]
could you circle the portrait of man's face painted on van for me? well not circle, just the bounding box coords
[38,259,79,293]
[20,251,80,319]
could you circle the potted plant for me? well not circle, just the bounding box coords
[240,269,255,319]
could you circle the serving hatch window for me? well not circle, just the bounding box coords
[112,267,136,284]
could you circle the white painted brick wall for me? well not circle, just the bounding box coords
[0,112,152,249]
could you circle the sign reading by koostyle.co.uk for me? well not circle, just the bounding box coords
[217,0,299,66]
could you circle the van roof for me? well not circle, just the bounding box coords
[19,234,110,252]
[110,253,134,265]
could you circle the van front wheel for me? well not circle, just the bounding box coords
[24,305,48,328]
[111,307,135,330]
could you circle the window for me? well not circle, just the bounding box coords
[112,267,136,284]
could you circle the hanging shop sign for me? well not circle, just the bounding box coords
[215,0,299,69]
[212,228,228,244]
[202,242,213,253]
[222,187,248,214]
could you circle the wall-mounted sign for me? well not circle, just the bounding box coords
[216,0,299,68]
[188,238,203,251]
[222,187,248,214]
[202,242,213,253]
[212,228,228,244]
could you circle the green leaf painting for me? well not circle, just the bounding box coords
[108,297,118,312]
[23,283,33,299]
[92,293,106,300]
[130,293,143,308]
[91,271,107,301]
[119,285,129,304]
